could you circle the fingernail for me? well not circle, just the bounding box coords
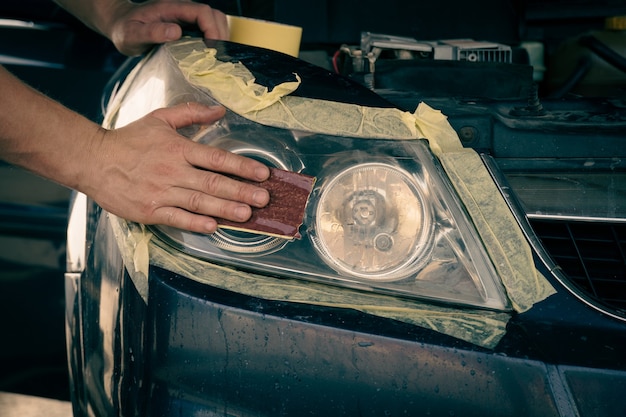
[164,26,177,40]
[235,205,251,220]
[255,166,270,180]
[204,219,217,233]
[253,190,269,206]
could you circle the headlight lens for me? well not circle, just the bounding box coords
[109,51,510,311]
[150,127,509,310]
[312,162,432,281]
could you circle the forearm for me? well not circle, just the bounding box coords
[0,66,102,192]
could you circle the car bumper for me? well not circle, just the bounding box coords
[66,232,626,417]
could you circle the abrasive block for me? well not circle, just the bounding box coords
[217,167,315,239]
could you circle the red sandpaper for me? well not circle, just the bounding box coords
[217,167,316,239]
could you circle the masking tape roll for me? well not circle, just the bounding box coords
[227,15,302,58]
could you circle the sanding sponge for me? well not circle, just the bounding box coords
[217,167,315,239]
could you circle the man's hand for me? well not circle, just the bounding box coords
[54,0,229,56]
[108,0,229,56]
[84,103,270,233]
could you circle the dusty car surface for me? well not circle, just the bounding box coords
[5,0,625,416]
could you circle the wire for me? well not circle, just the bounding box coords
[579,34,626,74]
[548,56,593,99]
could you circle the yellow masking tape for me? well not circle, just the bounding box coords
[227,15,302,58]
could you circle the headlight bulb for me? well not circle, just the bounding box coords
[311,162,433,281]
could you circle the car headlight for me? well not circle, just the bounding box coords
[110,45,510,312]
[149,119,508,311]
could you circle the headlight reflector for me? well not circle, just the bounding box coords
[312,163,432,280]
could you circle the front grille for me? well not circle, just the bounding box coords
[530,219,626,315]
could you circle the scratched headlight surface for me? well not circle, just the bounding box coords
[107,44,510,311]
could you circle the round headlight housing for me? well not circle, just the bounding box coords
[311,162,433,281]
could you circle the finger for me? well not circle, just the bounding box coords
[173,167,270,208]
[151,206,219,233]
[153,22,184,43]
[149,186,261,233]
[124,20,183,47]
[205,9,229,40]
[155,186,255,221]
[112,19,182,56]
[155,2,229,40]
[181,143,271,186]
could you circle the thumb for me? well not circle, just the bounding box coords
[143,21,183,44]
[112,21,183,56]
